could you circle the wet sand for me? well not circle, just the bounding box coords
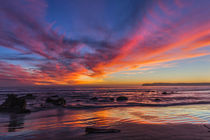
[71,123,210,140]
[1,105,210,140]
[3,122,209,140]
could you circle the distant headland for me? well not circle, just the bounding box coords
[142,83,210,86]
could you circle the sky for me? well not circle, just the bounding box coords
[0,0,210,86]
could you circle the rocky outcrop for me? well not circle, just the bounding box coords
[162,91,174,95]
[51,95,59,98]
[116,96,128,101]
[0,94,31,114]
[90,97,114,102]
[22,94,36,99]
[98,97,115,102]
[90,97,98,101]
[45,97,66,106]
[162,92,168,95]
[154,98,161,102]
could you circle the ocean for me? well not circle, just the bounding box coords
[1,86,210,109]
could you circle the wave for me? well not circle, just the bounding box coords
[65,101,210,109]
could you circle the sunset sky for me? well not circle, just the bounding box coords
[0,0,210,86]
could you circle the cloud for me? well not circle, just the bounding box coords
[0,0,210,85]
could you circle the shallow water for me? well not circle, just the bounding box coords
[1,104,210,139]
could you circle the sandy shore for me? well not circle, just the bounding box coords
[1,106,210,140]
[2,122,210,140]
[82,123,210,140]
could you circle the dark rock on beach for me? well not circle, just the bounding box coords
[90,97,98,101]
[99,97,115,102]
[154,98,161,102]
[85,127,120,134]
[162,91,174,95]
[145,90,151,92]
[0,94,31,114]
[109,97,114,102]
[162,92,168,95]
[46,97,66,106]
[90,97,114,102]
[116,96,128,101]
[22,94,36,99]
[51,95,59,98]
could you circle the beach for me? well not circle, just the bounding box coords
[1,104,210,140]
[1,86,210,139]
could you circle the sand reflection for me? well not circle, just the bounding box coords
[1,105,210,138]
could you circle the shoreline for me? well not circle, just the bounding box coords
[2,101,210,115]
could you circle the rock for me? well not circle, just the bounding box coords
[109,97,114,102]
[90,97,114,102]
[46,97,52,103]
[0,94,31,114]
[145,90,156,92]
[116,96,128,101]
[51,95,59,98]
[85,127,120,134]
[162,91,174,95]
[90,97,98,101]
[40,103,45,108]
[46,97,66,106]
[99,97,115,102]
[154,98,161,102]
[162,92,168,95]
[22,94,36,99]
